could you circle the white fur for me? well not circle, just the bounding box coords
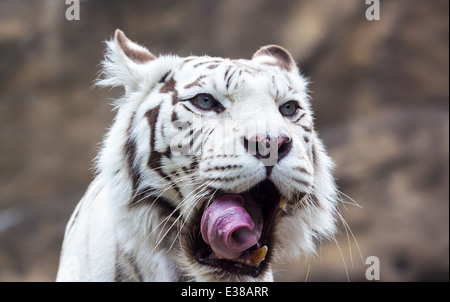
[57,32,339,282]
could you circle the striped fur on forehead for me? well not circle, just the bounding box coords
[174,59,309,109]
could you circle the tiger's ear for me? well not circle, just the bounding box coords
[252,45,297,73]
[97,29,156,89]
[114,30,156,64]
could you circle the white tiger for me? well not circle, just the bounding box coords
[56,30,339,282]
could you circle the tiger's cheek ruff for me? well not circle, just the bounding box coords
[56,30,339,282]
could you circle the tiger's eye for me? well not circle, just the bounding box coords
[280,101,298,116]
[192,94,220,110]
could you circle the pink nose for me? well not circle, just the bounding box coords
[244,134,292,162]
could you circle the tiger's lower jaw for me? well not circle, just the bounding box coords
[194,243,271,278]
[191,179,283,278]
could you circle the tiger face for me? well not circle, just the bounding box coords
[96,30,338,281]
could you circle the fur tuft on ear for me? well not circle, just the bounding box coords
[96,29,156,90]
[252,45,297,72]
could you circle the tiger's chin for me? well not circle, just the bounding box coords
[183,179,288,281]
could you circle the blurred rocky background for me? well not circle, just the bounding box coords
[0,0,448,281]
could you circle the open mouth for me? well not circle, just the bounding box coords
[194,179,283,277]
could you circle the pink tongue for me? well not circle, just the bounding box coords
[200,194,263,260]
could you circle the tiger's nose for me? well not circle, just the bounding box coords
[243,134,292,164]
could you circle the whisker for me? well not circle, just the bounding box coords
[155,183,211,251]
[304,254,312,282]
[333,236,349,282]
[167,184,219,251]
[163,172,220,252]
[339,210,354,268]
[151,177,210,248]
[138,177,204,248]
[131,171,200,207]
[338,211,364,264]
[338,190,362,208]
[166,185,213,251]
[149,182,201,240]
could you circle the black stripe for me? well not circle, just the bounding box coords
[207,64,219,69]
[159,71,171,83]
[181,103,195,114]
[203,164,243,172]
[203,154,239,161]
[172,172,185,200]
[160,77,176,94]
[224,66,232,81]
[189,128,202,147]
[295,166,311,175]
[190,156,199,171]
[193,60,222,68]
[142,107,181,213]
[311,194,322,209]
[183,58,195,64]
[159,76,179,105]
[293,112,306,123]
[312,143,317,167]
[153,195,181,220]
[169,179,182,199]
[296,192,307,203]
[184,75,207,89]
[145,106,166,179]
[148,151,169,179]
[130,187,156,207]
[205,175,240,182]
[130,187,180,219]
[301,125,312,132]
[226,69,237,91]
[171,110,179,123]
[200,127,215,151]
[114,244,125,282]
[183,128,194,140]
[292,178,311,187]
[125,253,144,282]
[124,112,145,207]
[125,137,140,192]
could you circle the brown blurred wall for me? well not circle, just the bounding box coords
[0,0,448,281]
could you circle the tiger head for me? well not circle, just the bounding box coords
[97,30,339,281]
